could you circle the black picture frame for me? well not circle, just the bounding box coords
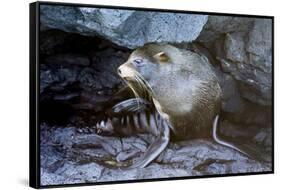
[30,1,274,189]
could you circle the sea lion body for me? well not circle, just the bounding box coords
[118,43,221,140]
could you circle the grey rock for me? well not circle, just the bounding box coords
[40,5,208,48]
[224,32,247,63]
[218,56,271,105]
[198,16,255,43]
[41,162,104,186]
[45,53,90,66]
[247,19,272,73]
[40,124,271,186]
[242,19,272,104]
[217,72,243,113]
[40,64,79,93]
[199,16,272,106]
[254,128,272,147]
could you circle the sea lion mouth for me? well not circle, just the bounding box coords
[125,73,154,102]
[117,63,154,103]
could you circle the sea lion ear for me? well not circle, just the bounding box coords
[153,52,169,62]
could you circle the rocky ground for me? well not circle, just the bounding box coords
[40,124,271,185]
[39,5,273,186]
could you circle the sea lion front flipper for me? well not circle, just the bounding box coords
[111,98,152,115]
[128,116,170,168]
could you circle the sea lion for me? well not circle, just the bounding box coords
[96,43,247,168]
[117,43,221,138]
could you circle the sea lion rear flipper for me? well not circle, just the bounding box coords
[212,115,248,156]
[128,116,170,168]
[212,115,271,162]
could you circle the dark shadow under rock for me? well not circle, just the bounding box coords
[39,29,131,125]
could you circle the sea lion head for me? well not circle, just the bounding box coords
[117,43,174,98]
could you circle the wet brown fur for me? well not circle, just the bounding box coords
[118,43,222,141]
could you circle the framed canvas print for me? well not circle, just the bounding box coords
[29,1,274,188]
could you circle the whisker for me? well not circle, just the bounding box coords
[135,73,154,100]
[121,72,155,112]
[125,78,142,109]
[135,76,146,98]
[134,76,146,109]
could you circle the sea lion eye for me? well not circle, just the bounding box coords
[133,59,143,66]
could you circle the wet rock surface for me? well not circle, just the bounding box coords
[39,10,273,186]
